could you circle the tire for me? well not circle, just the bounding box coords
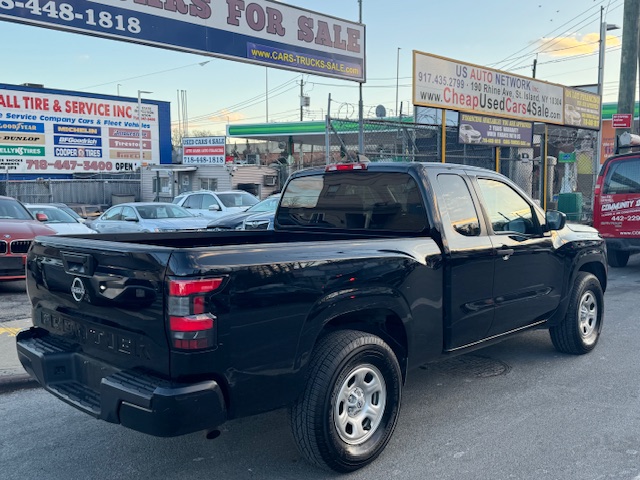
[607,249,629,268]
[290,329,402,473]
[550,272,603,355]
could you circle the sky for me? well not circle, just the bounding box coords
[0,0,628,136]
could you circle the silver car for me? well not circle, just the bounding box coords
[91,202,211,233]
[25,204,97,234]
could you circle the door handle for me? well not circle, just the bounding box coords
[496,247,514,260]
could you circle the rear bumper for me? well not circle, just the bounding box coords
[16,327,227,437]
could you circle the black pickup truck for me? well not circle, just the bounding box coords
[17,162,607,472]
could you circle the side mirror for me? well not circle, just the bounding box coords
[208,204,221,211]
[35,213,48,222]
[545,210,566,231]
[123,216,138,222]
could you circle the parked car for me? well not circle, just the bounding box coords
[207,194,280,230]
[90,202,211,233]
[241,210,275,230]
[41,203,87,223]
[0,196,56,281]
[17,162,606,472]
[68,204,104,220]
[593,150,640,267]
[172,190,259,219]
[25,204,97,235]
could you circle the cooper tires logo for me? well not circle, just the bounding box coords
[71,277,86,302]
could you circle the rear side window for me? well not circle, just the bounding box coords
[278,172,428,232]
[437,174,480,236]
[603,158,640,194]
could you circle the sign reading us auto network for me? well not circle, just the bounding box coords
[0,86,160,174]
[413,51,600,129]
[0,0,365,82]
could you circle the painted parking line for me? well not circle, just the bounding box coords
[0,327,21,337]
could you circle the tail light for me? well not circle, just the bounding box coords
[325,162,368,172]
[594,168,605,195]
[168,277,224,350]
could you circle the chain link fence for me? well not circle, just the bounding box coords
[2,178,140,207]
[325,117,596,223]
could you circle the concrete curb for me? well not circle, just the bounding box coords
[0,372,39,394]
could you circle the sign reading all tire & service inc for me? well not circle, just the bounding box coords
[0,83,171,176]
[182,136,226,165]
[413,51,600,129]
[0,0,365,83]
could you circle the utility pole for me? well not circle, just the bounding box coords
[299,78,304,121]
[357,0,364,155]
[617,0,640,134]
[532,54,537,79]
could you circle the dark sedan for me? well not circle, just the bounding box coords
[207,194,280,230]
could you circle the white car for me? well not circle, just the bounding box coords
[172,190,259,219]
[90,202,211,233]
[565,104,582,126]
[25,204,97,234]
[459,124,482,143]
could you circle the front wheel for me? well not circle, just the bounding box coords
[550,272,604,354]
[290,330,402,472]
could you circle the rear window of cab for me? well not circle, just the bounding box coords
[278,172,429,232]
[603,157,640,194]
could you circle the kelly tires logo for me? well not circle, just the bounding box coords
[71,277,86,302]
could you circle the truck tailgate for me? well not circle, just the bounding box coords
[17,235,227,436]
[24,235,171,375]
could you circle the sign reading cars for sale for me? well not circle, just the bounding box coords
[0,84,165,174]
[182,136,226,165]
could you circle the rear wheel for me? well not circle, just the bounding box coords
[290,330,402,472]
[607,249,629,268]
[550,272,603,354]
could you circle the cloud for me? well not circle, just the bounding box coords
[538,33,621,57]
[209,110,245,123]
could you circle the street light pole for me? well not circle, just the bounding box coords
[357,0,364,155]
[138,90,152,164]
[596,8,620,173]
[395,47,401,117]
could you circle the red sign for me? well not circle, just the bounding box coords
[612,113,633,129]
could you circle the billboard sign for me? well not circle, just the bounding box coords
[182,136,226,164]
[563,88,600,130]
[413,51,599,128]
[0,0,365,82]
[0,84,169,175]
[458,113,532,147]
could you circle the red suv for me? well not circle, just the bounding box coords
[593,152,640,267]
[0,196,56,281]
